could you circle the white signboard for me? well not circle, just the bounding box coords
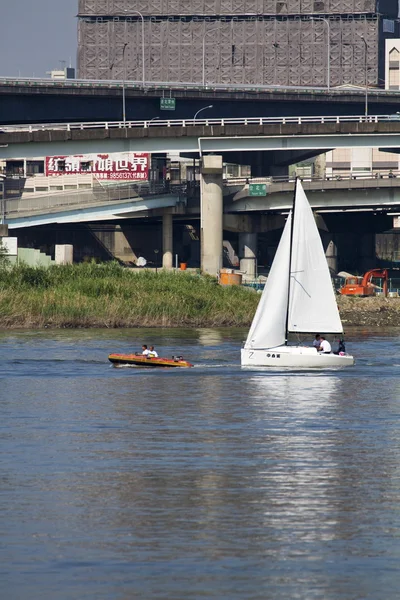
[46,152,149,181]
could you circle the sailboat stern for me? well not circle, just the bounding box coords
[241,346,354,368]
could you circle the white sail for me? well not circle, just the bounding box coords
[288,180,343,334]
[244,212,292,349]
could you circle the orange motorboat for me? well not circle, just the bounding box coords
[108,353,193,368]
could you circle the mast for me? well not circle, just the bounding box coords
[284,178,297,344]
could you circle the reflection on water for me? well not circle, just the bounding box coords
[1,328,400,599]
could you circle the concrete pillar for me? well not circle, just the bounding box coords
[200,155,223,276]
[0,224,9,237]
[325,239,337,274]
[162,213,173,269]
[55,244,73,265]
[314,153,326,179]
[239,232,258,279]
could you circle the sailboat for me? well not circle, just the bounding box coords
[241,179,354,368]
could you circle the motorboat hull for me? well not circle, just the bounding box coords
[241,346,354,368]
[108,353,193,368]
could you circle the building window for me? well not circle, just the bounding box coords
[383,19,395,33]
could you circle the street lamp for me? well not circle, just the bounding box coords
[115,10,146,87]
[130,10,145,88]
[0,176,5,225]
[113,10,145,126]
[193,105,213,121]
[202,27,220,86]
[360,35,368,117]
[312,18,330,91]
[122,42,128,127]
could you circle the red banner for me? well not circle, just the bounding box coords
[45,152,149,180]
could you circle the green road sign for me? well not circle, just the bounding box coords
[249,183,267,196]
[160,97,176,110]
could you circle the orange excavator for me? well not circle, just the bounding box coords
[340,268,388,297]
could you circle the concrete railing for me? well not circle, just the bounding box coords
[1,114,398,134]
[3,75,400,96]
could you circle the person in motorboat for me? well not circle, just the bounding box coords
[148,346,158,358]
[318,337,332,354]
[313,334,321,349]
[140,345,150,356]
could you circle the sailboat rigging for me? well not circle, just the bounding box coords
[241,179,354,368]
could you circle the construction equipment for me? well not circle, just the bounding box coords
[339,269,389,297]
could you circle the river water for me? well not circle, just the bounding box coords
[1,327,400,600]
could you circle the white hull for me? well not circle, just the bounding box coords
[241,346,354,368]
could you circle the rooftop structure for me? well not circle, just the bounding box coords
[77,0,398,87]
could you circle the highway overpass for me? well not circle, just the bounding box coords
[2,76,400,125]
[3,115,400,178]
[3,114,400,275]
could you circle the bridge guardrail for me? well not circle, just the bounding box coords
[1,114,398,134]
[224,171,400,187]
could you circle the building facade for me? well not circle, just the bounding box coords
[77,0,398,87]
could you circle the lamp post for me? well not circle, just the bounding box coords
[116,10,145,126]
[202,27,220,86]
[130,10,145,88]
[312,17,330,91]
[116,10,145,96]
[122,42,128,127]
[0,176,5,225]
[360,35,368,117]
[193,105,213,121]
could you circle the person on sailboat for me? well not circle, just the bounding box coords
[333,339,346,355]
[313,334,321,349]
[318,337,332,354]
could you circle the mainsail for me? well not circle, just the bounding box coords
[288,181,343,334]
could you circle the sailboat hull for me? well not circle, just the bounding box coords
[241,346,354,368]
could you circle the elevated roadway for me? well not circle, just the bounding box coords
[5,176,400,229]
[226,176,400,213]
[2,76,400,125]
[2,115,400,162]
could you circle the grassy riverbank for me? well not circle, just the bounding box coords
[0,263,259,329]
[0,262,399,329]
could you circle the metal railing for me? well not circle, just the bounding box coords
[225,170,400,186]
[1,114,398,134]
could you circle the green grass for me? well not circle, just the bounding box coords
[0,263,259,329]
